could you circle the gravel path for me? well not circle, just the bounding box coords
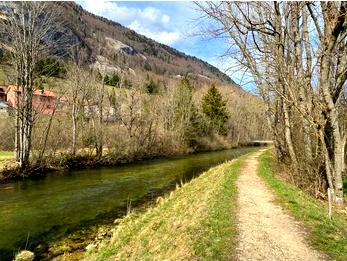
[235,151,328,261]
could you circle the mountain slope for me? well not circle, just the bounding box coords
[53,2,236,85]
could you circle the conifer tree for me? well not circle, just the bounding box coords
[202,85,229,135]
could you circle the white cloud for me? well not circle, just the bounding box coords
[129,20,180,45]
[142,7,160,22]
[81,1,181,45]
[157,31,181,45]
[161,15,170,24]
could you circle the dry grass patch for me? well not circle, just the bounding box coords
[0,151,13,168]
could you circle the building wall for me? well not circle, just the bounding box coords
[6,86,57,114]
[6,88,18,108]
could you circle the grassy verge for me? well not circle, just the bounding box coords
[87,153,250,261]
[0,151,13,167]
[259,150,347,261]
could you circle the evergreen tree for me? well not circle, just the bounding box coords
[144,75,159,94]
[172,78,207,147]
[109,73,120,86]
[104,73,120,87]
[202,85,229,135]
[35,57,66,77]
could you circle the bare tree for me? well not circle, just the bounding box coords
[197,1,347,207]
[87,71,106,158]
[66,51,92,156]
[0,2,60,168]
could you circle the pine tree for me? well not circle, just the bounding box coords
[144,75,159,94]
[202,85,229,135]
[109,73,120,87]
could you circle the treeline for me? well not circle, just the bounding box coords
[0,2,268,175]
[0,72,268,170]
[198,2,347,208]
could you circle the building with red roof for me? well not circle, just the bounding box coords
[5,85,68,114]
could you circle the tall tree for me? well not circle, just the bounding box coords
[197,2,347,207]
[66,50,91,156]
[0,2,59,168]
[202,85,229,136]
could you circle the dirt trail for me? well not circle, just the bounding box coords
[235,151,328,261]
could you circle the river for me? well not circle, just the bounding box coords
[0,147,256,260]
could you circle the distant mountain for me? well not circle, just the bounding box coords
[56,2,237,84]
[0,2,238,86]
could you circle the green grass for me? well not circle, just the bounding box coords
[0,68,6,85]
[0,64,14,85]
[259,150,347,261]
[0,151,14,167]
[88,152,251,261]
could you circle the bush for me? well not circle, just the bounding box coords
[104,73,120,87]
[14,250,34,261]
[0,49,11,64]
[144,78,160,94]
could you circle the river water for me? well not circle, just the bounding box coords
[0,147,256,260]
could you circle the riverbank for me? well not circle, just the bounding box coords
[78,149,347,261]
[0,142,267,183]
[82,152,249,260]
[1,147,258,261]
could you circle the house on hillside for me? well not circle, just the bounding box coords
[5,85,68,114]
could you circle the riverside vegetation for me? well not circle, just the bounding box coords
[259,150,347,261]
[0,2,268,181]
[197,2,347,208]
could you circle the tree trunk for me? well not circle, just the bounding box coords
[72,103,77,156]
[282,97,298,167]
[321,48,345,208]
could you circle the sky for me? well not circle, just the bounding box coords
[78,1,253,90]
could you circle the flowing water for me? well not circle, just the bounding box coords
[0,147,256,260]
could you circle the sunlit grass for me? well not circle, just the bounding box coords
[0,150,14,167]
[259,150,347,261]
[87,152,251,260]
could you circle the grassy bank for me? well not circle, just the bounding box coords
[0,151,13,167]
[87,153,249,260]
[0,150,182,183]
[0,145,258,183]
[259,150,347,261]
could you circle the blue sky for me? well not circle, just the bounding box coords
[78,1,252,89]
